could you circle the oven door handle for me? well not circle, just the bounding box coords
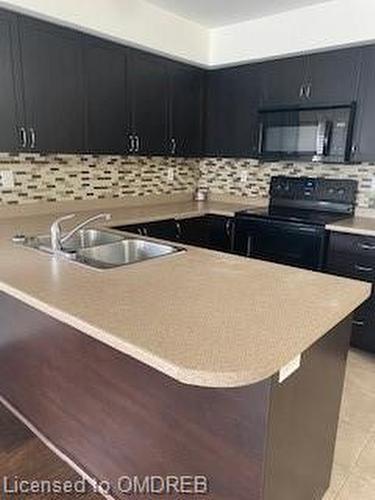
[236,216,323,235]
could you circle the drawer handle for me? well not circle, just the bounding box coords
[353,320,365,327]
[359,243,375,251]
[354,264,374,273]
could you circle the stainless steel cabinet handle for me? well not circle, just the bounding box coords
[354,264,374,273]
[171,138,177,155]
[29,128,36,149]
[299,85,305,98]
[225,219,232,238]
[135,135,140,153]
[20,127,27,148]
[176,221,182,239]
[128,134,134,153]
[359,243,375,251]
[258,123,264,154]
[353,320,365,327]
[246,235,252,257]
[306,83,312,99]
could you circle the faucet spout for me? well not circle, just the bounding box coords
[50,213,112,252]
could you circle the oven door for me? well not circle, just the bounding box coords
[234,216,327,270]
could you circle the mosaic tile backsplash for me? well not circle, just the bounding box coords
[1,153,375,209]
[0,154,199,205]
[198,158,375,208]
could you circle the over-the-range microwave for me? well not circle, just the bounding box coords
[257,103,356,163]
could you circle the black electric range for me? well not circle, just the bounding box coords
[234,176,357,270]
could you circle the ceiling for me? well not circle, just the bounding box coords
[146,0,335,27]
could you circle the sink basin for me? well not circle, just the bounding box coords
[21,229,183,269]
[76,239,181,269]
[31,229,124,253]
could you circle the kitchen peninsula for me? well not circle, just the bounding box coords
[0,199,371,500]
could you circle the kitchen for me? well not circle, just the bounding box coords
[0,0,375,499]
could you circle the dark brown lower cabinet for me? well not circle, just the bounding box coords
[326,231,375,352]
[0,292,351,499]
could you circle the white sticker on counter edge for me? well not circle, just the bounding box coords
[278,354,301,383]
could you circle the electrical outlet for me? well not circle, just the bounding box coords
[0,170,14,189]
[167,167,174,182]
[240,169,248,184]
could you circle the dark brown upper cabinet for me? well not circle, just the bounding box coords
[259,55,308,107]
[127,49,169,156]
[205,64,261,158]
[304,47,361,105]
[352,45,375,162]
[0,10,23,152]
[18,17,85,153]
[83,36,130,155]
[168,61,204,157]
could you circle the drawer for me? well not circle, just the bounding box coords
[326,232,375,282]
[328,231,375,259]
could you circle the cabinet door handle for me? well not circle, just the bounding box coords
[246,235,252,257]
[19,127,27,148]
[225,219,232,238]
[353,320,365,327]
[299,85,305,98]
[128,134,134,153]
[354,264,374,273]
[135,135,140,153]
[29,128,36,149]
[306,83,312,99]
[359,243,375,251]
[176,221,182,239]
[171,138,177,155]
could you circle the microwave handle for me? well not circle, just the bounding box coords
[316,121,332,156]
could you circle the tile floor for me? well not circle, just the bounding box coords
[324,349,375,500]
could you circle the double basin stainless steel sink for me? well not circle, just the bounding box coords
[23,229,183,269]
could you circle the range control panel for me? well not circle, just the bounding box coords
[270,176,358,205]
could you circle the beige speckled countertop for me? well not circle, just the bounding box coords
[0,199,371,387]
[327,217,375,237]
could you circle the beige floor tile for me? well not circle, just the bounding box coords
[323,464,348,500]
[347,350,375,376]
[354,432,375,479]
[340,381,375,431]
[335,473,375,500]
[334,419,371,472]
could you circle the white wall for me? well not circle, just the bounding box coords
[210,0,375,67]
[0,0,209,66]
[2,0,375,68]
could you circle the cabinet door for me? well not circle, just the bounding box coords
[353,46,375,162]
[142,219,179,240]
[84,37,129,154]
[352,293,375,353]
[205,65,261,158]
[169,62,203,157]
[305,47,361,105]
[259,56,307,107]
[19,17,85,153]
[129,50,169,156]
[0,10,22,151]
[179,215,233,252]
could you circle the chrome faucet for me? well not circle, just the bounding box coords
[50,213,112,252]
